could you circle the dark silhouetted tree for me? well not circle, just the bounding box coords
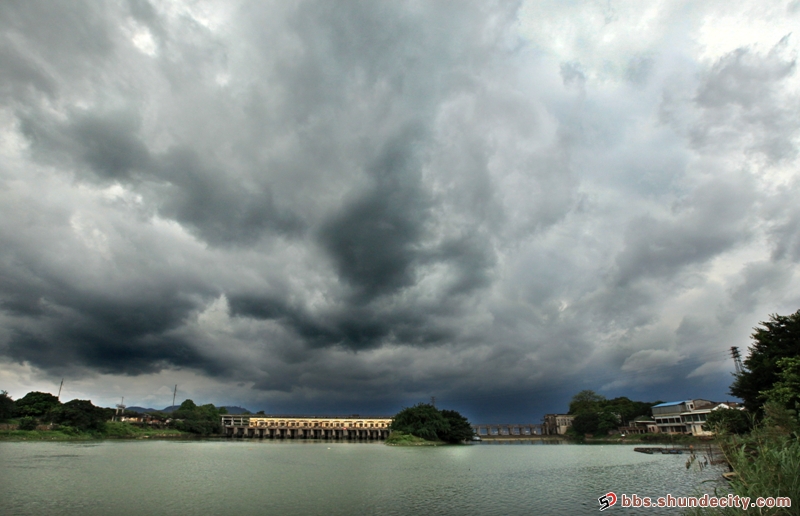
[14,391,60,419]
[390,403,449,441]
[0,390,14,421]
[439,409,474,443]
[703,408,751,435]
[51,399,110,432]
[171,400,225,435]
[572,412,600,435]
[568,390,606,415]
[730,310,800,414]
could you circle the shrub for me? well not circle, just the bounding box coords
[18,416,37,431]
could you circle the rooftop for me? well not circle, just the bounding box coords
[652,401,690,408]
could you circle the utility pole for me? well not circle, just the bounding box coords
[115,397,126,422]
[57,378,64,401]
[172,385,178,409]
[430,396,436,408]
[730,347,744,374]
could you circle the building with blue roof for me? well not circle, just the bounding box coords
[651,399,742,435]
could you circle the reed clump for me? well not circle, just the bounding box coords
[686,403,800,516]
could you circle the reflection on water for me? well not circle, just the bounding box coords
[0,440,726,515]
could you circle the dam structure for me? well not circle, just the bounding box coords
[472,424,543,437]
[221,414,393,440]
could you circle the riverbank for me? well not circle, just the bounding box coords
[579,433,712,445]
[0,422,196,441]
[474,433,710,445]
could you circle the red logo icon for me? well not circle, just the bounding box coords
[598,492,618,511]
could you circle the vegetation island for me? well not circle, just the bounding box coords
[385,403,474,445]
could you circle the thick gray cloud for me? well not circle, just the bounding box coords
[1,0,799,420]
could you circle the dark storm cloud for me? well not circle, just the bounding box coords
[318,130,429,301]
[1,0,800,417]
[154,148,305,244]
[19,106,304,244]
[0,245,225,375]
[228,290,453,351]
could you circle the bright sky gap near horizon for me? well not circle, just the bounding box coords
[1,0,799,422]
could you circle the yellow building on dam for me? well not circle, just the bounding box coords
[221,414,393,440]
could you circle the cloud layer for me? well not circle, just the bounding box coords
[1,0,799,420]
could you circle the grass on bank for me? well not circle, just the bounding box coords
[0,422,194,441]
[684,435,800,516]
[385,431,444,446]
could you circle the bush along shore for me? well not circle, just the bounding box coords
[0,422,194,441]
[385,430,444,446]
[0,391,227,441]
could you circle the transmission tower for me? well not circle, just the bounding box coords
[730,346,744,374]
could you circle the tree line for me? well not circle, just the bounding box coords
[0,391,111,433]
[0,391,229,436]
[566,390,658,436]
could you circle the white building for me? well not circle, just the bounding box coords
[651,400,742,436]
[542,414,574,435]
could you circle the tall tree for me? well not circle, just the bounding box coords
[730,310,800,414]
[568,390,606,415]
[0,391,14,421]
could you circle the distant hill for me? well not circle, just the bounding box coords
[125,405,252,414]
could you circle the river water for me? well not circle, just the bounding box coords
[1,440,726,515]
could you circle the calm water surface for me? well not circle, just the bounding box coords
[1,440,726,515]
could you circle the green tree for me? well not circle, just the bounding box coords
[170,400,224,435]
[761,357,800,411]
[439,409,474,443]
[18,416,37,431]
[596,411,621,434]
[601,397,655,426]
[390,403,449,441]
[14,391,60,419]
[568,390,606,415]
[51,399,110,432]
[571,412,600,435]
[0,390,14,421]
[730,310,800,414]
[178,399,197,411]
[703,408,751,434]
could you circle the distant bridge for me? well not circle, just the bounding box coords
[472,424,543,437]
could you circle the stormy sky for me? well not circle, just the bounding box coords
[1,0,799,422]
